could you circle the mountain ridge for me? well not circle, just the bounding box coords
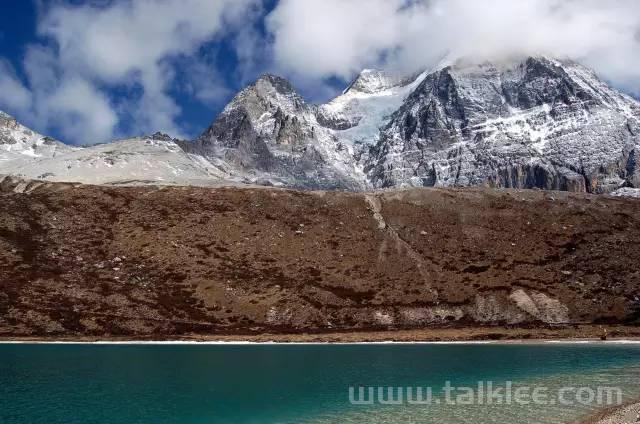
[1,55,639,196]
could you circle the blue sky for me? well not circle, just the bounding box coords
[0,1,285,144]
[0,0,639,145]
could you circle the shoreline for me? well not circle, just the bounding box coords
[2,325,640,344]
[578,400,640,424]
[2,340,640,345]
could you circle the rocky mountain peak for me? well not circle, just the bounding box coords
[254,73,298,95]
[186,55,640,193]
[344,69,405,94]
[186,71,367,190]
[214,73,308,124]
[0,109,74,177]
[145,132,174,142]
[0,111,26,139]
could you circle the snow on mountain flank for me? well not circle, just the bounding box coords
[188,74,369,190]
[1,56,639,193]
[3,132,233,186]
[611,187,640,198]
[0,111,74,165]
[317,69,428,147]
[367,57,640,192]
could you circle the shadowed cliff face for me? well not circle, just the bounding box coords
[1,176,639,337]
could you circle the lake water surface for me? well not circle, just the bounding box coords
[1,343,640,423]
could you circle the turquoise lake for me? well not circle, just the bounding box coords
[1,343,640,423]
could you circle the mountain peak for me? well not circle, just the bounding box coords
[368,54,640,191]
[253,73,297,95]
[0,110,20,129]
[145,132,174,142]
[344,69,404,94]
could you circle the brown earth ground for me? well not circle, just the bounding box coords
[1,176,639,340]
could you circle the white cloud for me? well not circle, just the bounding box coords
[0,61,32,114]
[0,47,117,143]
[1,0,259,144]
[41,0,254,81]
[3,0,640,145]
[267,0,640,95]
[40,0,259,142]
[181,58,232,107]
[45,78,118,144]
[267,0,402,80]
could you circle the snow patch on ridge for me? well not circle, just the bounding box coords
[319,69,429,146]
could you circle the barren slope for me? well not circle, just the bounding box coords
[1,176,639,338]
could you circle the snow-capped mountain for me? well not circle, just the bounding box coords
[186,74,367,190]
[0,117,246,186]
[316,69,425,144]
[183,56,640,194]
[0,112,258,187]
[367,57,640,192]
[1,55,639,194]
[0,111,73,165]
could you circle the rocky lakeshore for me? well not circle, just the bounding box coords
[580,401,640,424]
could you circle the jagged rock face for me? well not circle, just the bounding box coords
[191,74,366,190]
[187,56,640,194]
[367,57,640,192]
[627,148,640,187]
[314,108,360,131]
[200,75,309,150]
[0,112,20,144]
[502,58,594,109]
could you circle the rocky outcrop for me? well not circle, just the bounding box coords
[314,108,360,131]
[486,163,587,192]
[0,111,71,162]
[343,69,406,94]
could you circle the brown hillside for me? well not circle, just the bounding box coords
[1,177,639,338]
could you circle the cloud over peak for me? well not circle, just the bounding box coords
[267,0,640,95]
[0,0,639,145]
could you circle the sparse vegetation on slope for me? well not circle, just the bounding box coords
[1,176,639,338]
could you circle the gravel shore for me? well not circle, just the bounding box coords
[581,402,640,424]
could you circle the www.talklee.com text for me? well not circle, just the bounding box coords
[349,382,623,406]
